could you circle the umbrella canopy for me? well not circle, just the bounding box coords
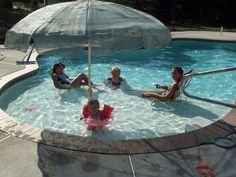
[5,0,171,56]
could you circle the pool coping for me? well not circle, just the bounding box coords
[0,36,236,155]
[171,31,236,42]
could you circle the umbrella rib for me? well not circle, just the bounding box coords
[29,3,73,48]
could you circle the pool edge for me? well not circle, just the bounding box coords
[0,100,236,155]
[0,52,39,95]
[1,38,236,154]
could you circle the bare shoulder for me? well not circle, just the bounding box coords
[52,73,58,80]
[170,82,179,88]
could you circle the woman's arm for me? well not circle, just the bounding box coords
[63,72,70,78]
[52,74,72,89]
[155,84,168,90]
[63,72,74,81]
[143,82,178,100]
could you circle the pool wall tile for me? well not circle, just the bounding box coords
[214,120,236,133]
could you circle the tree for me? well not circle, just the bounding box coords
[0,0,13,9]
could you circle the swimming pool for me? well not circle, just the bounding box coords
[0,40,235,140]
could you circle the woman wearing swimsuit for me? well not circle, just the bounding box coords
[141,66,183,100]
[107,66,125,85]
[52,62,90,89]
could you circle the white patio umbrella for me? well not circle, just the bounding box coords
[5,0,171,98]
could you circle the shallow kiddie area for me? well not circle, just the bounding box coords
[0,40,235,140]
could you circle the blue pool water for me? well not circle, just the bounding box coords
[0,40,235,140]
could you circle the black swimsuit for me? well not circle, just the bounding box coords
[107,77,124,85]
[58,73,71,85]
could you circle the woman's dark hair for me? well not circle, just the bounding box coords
[52,62,65,74]
[173,66,184,76]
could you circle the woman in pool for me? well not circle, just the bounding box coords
[141,66,184,100]
[52,62,90,89]
[107,66,125,85]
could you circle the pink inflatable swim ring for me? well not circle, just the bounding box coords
[82,104,114,127]
[83,116,114,127]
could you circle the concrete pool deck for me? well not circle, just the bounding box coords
[0,31,236,177]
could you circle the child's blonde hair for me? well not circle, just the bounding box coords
[111,66,121,73]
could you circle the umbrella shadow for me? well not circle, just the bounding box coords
[37,130,80,177]
[102,79,122,90]
[173,100,219,119]
[37,129,134,177]
[103,79,134,91]
[59,89,86,104]
[59,85,107,104]
[102,79,143,98]
[151,99,218,120]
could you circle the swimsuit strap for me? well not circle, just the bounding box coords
[107,77,124,85]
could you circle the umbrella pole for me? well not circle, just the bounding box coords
[88,40,92,99]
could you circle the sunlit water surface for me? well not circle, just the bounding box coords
[0,40,235,139]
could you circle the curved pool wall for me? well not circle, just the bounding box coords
[0,102,236,154]
[0,37,236,154]
[0,52,38,94]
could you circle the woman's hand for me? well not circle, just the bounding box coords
[155,84,161,88]
[155,84,168,90]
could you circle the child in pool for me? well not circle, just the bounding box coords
[82,99,114,130]
[81,99,102,130]
[107,67,125,85]
[141,66,184,100]
[88,99,103,120]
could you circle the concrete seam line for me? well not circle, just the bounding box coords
[0,54,5,61]
[0,61,20,65]
[0,135,11,142]
[129,155,136,177]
